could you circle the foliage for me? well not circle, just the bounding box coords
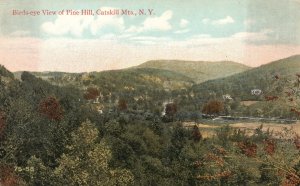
[202,100,224,115]
[0,63,299,185]
[83,87,100,100]
[118,98,128,111]
[165,103,177,117]
[0,164,25,186]
[0,110,6,139]
[38,96,63,121]
[0,65,14,79]
[53,120,134,186]
[185,55,300,118]
[191,125,202,142]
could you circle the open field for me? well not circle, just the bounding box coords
[183,121,300,138]
[240,101,259,106]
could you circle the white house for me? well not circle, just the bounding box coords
[222,94,233,100]
[251,89,262,96]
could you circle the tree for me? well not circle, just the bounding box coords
[202,100,224,116]
[192,125,202,142]
[38,96,63,121]
[0,110,6,139]
[84,87,100,100]
[118,98,128,111]
[165,103,177,116]
[0,65,14,79]
[165,103,178,120]
[21,156,56,185]
[20,71,36,82]
[54,120,134,185]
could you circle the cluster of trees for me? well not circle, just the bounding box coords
[0,67,299,185]
[202,100,224,116]
[84,87,100,100]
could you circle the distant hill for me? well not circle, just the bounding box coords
[136,60,251,83]
[13,71,77,80]
[87,68,194,93]
[19,68,194,111]
[21,68,194,91]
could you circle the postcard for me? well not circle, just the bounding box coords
[0,0,300,185]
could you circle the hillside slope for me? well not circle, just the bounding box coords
[187,55,300,117]
[24,68,194,91]
[136,60,251,83]
[20,68,195,112]
[192,55,300,99]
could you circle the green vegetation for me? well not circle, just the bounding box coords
[180,55,300,118]
[1,56,300,185]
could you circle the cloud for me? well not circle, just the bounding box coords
[232,29,273,42]
[202,18,210,24]
[202,16,235,25]
[213,16,235,25]
[125,10,173,33]
[125,25,143,33]
[179,19,189,28]
[41,7,125,37]
[129,36,171,45]
[41,15,94,37]
[143,10,173,31]
[174,29,190,34]
[90,7,125,35]
[90,16,124,35]
[42,9,173,37]
[125,29,271,46]
[175,30,273,48]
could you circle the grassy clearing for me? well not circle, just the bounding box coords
[183,121,300,138]
[240,101,259,106]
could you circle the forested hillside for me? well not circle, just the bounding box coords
[192,55,300,99]
[1,58,300,185]
[178,55,300,118]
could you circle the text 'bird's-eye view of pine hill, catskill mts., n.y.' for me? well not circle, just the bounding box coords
[1,0,300,185]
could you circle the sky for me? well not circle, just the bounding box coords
[0,0,300,72]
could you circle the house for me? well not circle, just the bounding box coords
[251,89,262,96]
[222,94,233,100]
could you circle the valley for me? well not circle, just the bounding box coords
[1,55,300,185]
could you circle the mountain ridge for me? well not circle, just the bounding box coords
[135,60,251,83]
